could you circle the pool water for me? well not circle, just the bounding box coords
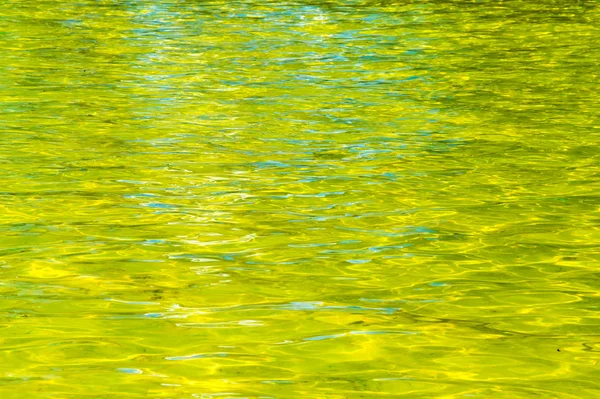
[1,1,599,398]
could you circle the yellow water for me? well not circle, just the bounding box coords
[1,1,600,398]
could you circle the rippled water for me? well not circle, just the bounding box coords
[1,1,600,398]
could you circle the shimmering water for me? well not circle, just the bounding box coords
[1,1,599,398]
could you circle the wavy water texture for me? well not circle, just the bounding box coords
[1,0,599,398]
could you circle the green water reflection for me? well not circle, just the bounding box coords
[1,1,599,398]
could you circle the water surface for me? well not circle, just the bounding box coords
[1,1,600,398]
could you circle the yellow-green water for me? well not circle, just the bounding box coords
[1,1,600,398]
